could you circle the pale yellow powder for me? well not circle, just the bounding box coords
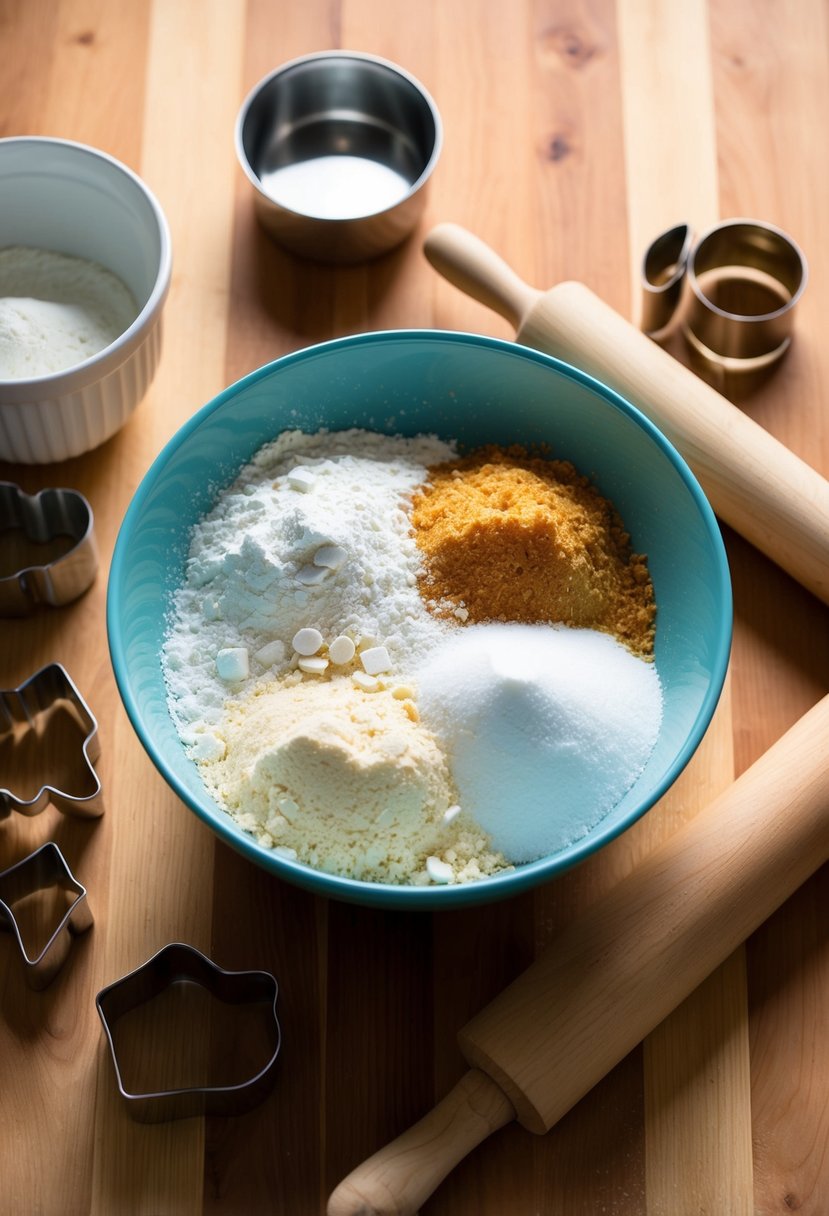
[198,677,509,885]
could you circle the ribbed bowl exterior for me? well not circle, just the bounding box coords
[0,317,162,464]
[0,137,172,464]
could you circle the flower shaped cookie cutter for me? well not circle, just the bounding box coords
[96,942,282,1122]
[0,482,98,616]
[0,663,104,819]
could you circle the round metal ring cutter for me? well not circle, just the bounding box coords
[640,218,807,372]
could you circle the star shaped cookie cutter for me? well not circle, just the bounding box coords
[0,663,105,819]
[0,842,93,989]
[96,943,282,1122]
[0,482,98,616]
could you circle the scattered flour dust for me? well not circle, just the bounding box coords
[0,246,138,379]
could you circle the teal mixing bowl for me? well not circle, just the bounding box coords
[107,331,732,908]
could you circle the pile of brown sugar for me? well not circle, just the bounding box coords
[410,445,656,657]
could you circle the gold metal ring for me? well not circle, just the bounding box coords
[641,219,807,373]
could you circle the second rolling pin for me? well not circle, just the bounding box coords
[328,693,829,1215]
[424,222,829,607]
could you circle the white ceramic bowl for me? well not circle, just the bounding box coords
[0,137,172,463]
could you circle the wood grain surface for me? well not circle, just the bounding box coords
[0,2,827,1214]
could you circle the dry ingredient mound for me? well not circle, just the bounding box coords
[163,428,456,740]
[0,245,137,379]
[417,623,663,863]
[411,445,656,657]
[199,679,508,884]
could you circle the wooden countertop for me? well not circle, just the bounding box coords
[1,2,826,1213]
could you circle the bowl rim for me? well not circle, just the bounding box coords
[0,135,173,399]
[107,329,733,909]
[234,50,444,224]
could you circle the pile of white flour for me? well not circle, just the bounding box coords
[163,428,456,747]
[0,245,137,379]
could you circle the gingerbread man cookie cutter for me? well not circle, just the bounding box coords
[0,663,104,819]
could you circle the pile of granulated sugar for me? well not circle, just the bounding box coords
[162,428,457,748]
[417,623,663,862]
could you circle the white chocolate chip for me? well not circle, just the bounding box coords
[287,467,316,492]
[328,635,356,665]
[216,647,249,681]
[313,543,347,569]
[442,805,462,826]
[190,732,226,762]
[298,655,329,674]
[426,856,454,884]
[276,795,299,821]
[273,845,298,860]
[352,671,379,692]
[296,564,330,586]
[255,639,287,667]
[360,645,392,676]
[292,627,324,656]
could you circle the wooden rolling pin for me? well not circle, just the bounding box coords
[328,693,829,1215]
[424,222,829,607]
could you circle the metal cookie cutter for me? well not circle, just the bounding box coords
[0,842,93,989]
[0,482,98,616]
[96,943,282,1123]
[0,663,104,819]
[641,218,808,371]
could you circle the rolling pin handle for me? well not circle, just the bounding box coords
[424,222,829,607]
[326,1067,515,1216]
[424,223,542,331]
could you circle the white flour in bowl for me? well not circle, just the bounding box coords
[163,428,457,744]
[0,245,137,379]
